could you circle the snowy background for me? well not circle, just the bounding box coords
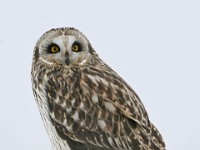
[0,0,200,150]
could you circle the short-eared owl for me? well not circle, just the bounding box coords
[31,27,166,150]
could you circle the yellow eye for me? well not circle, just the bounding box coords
[71,42,82,52]
[48,44,60,54]
[51,46,59,53]
[72,45,79,52]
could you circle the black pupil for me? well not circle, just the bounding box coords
[48,44,60,53]
[72,42,82,52]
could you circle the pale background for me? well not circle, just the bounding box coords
[0,0,199,150]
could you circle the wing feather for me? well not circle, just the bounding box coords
[81,65,149,127]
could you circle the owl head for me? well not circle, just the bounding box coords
[33,27,95,67]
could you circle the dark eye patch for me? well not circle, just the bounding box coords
[71,41,82,52]
[47,43,60,54]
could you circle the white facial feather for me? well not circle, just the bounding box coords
[39,31,89,66]
[51,36,77,64]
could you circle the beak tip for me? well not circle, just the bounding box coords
[65,58,70,65]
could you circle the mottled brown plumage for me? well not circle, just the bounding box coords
[31,27,166,150]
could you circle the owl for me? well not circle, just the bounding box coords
[31,27,166,150]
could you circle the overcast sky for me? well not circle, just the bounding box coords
[0,0,199,150]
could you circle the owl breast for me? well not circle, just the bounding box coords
[32,62,72,150]
[32,61,129,150]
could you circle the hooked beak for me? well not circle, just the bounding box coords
[65,51,70,65]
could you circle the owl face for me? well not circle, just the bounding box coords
[37,28,91,66]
